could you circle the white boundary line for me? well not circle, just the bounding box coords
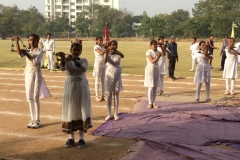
[0,110,105,123]
[0,71,237,81]
[0,98,132,110]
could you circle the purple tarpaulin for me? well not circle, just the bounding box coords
[92,101,240,145]
[92,100,240,159]
[120,140,240,160]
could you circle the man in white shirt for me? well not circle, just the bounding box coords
[44,33,55,71]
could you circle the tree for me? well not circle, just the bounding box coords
[20,6,45,37]
[164,9,190,37]
[0,4,21,39]
[192,0,240,37]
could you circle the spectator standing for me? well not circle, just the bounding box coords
[44,33,55,71]
[167,36,178,81]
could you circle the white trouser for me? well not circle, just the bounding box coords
[191,54,196,70]
[225,78,235,92]
[158,74,165,91]
[41,52,45,67]
[95,67,105,97]
[196,82,210,100]
[106,92,119,116]
[148,86,157,104]
[46,51,55,70]
[25,72,41,121]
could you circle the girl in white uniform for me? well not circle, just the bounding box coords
[144,40,163,109]
[93,36,107,102]
[223,38,240,96]
[157,39,168,95]
[13,34,51,128]
[59,43,92,148]
[189,38,199,71]
[194,41,213,102]
[104,40,124,121]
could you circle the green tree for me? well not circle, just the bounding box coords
[20,6,45,37]
[164,9,190,37]
[0,4,21,39]
[192,0,240,37]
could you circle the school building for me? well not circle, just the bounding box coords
[45,0,120,26]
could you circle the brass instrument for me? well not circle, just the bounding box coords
[11,37,27,52]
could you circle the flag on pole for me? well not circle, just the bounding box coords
[104,23,110,43]
[231,26,235,38]
[231,21,236,38]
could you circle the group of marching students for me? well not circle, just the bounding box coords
[12,32,239,149]
[12,34,124,148]
[145,35,240,110]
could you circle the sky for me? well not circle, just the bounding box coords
[0,0,200,17]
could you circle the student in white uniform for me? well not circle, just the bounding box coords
[44,33,55,71]
[157,37,168,95]
[104,40,124,121]
[189,38,199,71]
[13,34,51,128]
[194,41,213,102]
[93,36,107,102]
[223,38,240,96]
[59,43,92,148]
[144,40,163,109]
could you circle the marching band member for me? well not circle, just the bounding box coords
[13,34,51,128]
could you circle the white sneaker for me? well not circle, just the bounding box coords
[27,120,34,128]
[96,97,102,102]
[31,120,41,128]
[231,91,234,95]
[225,90,230,95]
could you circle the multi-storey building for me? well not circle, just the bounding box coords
[45,0,120,26]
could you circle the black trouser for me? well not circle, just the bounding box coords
[168,57,176,77]
[221,51,226,69]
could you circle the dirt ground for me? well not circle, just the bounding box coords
[0,69,239,160]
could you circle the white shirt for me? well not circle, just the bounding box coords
[44,39,55,52]
[190,43,199,54]
[146,49,159,67]
[93,45,105,68]
[235,42,240,51]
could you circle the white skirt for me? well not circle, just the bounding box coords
[62,75,92,133]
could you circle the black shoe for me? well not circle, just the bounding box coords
[65,139,74,148]
[78,139,86,148]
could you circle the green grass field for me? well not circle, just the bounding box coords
[0,39,224,78]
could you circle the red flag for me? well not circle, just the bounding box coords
[104,23,110,42]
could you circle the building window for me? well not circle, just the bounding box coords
[63,0,69,4]
[83,0,89,3]
[71,15,75,18]
[63,12,69,17]
[76,6,82,10]
[63,6,69,10]
[47,0,50,4]
[48,6,50,10]
[104,0,109,2]
[76,0,82,4]
[55,5,61,9]
[55,0,61,2]
[71,9,75,12]
[70,2,75,5]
